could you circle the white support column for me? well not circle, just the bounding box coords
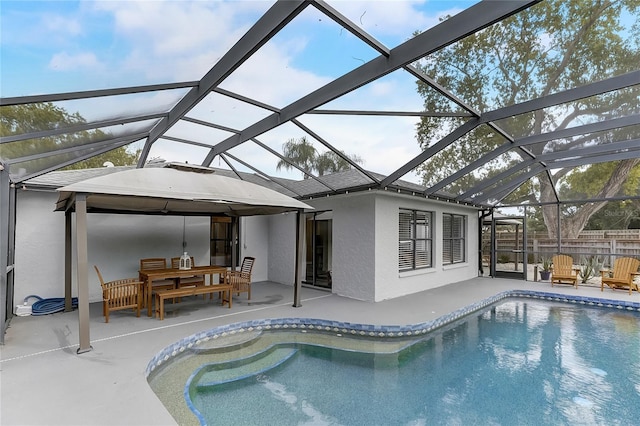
[75,193,92,354]
[293,209,304,307]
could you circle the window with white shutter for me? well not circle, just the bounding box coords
[443,213,466,264]
[399,209,432,271]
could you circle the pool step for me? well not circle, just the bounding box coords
[193,345,298,388]
[191,330,263,354]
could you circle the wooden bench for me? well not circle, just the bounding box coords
[154,284,233,320]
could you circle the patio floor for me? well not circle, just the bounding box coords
[1,277,638,425]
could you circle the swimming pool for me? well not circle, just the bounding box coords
[147,291,640,425]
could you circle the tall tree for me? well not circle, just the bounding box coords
[415,0,640,238]
[276,136,317,178]
[276,136,363,179]
[0,103,138,174]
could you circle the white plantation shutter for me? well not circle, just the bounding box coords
[399,210,413,271]
[399,209,432,271]
[443,213,466,264]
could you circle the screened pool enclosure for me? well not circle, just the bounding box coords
[2,0,639,341]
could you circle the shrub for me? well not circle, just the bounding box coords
[579,255,602,283]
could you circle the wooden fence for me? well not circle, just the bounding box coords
[487,230,640,267]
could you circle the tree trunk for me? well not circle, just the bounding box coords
[541,159,640,238]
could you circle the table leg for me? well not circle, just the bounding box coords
[147,278,153,317]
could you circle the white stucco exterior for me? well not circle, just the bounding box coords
[302,191,479,302]
[14,185,480,307]
[16,190,211,304]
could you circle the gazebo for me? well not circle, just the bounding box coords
[55,163,312,352]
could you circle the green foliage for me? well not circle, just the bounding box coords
[540,257,552,272]
[414,0,640,235]
[276,136,364,179]
[578,255,602,283]
[276,136,316,176]
[63,147,140,170]
[564,162,640,201]
[583,200,640,229]
[0,103,139,173]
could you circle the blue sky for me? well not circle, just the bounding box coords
[1,0,477,180]
[1,1,474,97]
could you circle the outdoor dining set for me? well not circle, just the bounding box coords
[94,256,255,322]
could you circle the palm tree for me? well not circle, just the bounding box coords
[315,151,363,176]
[277,136,364,179]
[276,136,317,179]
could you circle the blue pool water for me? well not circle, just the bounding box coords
[185,300,640,425]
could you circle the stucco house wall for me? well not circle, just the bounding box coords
[266,212,297,286]
[303,190,479,302]
[15,189,210,304]
[14,181,480,307]
[240,215,269,283]
[375,192,478,301]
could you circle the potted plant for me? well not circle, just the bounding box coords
[539,257,552,280]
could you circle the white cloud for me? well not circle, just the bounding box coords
[327,1,466,42]
[13,0,438,183]
[48,51,100,71]
[90,1,272,81]
[44,14,83,37]
[220,42,331,107]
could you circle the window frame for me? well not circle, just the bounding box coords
[399,208,433,271]
[442,213,466,265]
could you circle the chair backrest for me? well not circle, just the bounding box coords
[94,265,106,287]
[612,257,640,279]
[552,255,574,274]
[140,258,167,271]
[240,257,255,275]
[171,256,196,269]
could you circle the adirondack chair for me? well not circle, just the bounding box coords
[550,254,578,288]
[600,257,640,295]
[225,257,255,300]
[94,265,143,323]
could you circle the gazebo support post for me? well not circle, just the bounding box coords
[293,209,304,307]
[64,210,73,312]
[75,193,92,354]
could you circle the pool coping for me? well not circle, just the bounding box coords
[145,289,640,378]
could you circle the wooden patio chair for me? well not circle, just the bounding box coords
[171,256,207,299]
[600,257,640,295]
[225,256,255,300]
[550,254,578,288]
[94,265,143,323]
[139,257,177,305]
[139,257,176,290]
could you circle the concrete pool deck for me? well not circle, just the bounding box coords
[1,277,639,425]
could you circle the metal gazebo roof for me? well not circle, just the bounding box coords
[55,165,312,216]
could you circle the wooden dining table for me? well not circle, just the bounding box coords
[138,265,227,317]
